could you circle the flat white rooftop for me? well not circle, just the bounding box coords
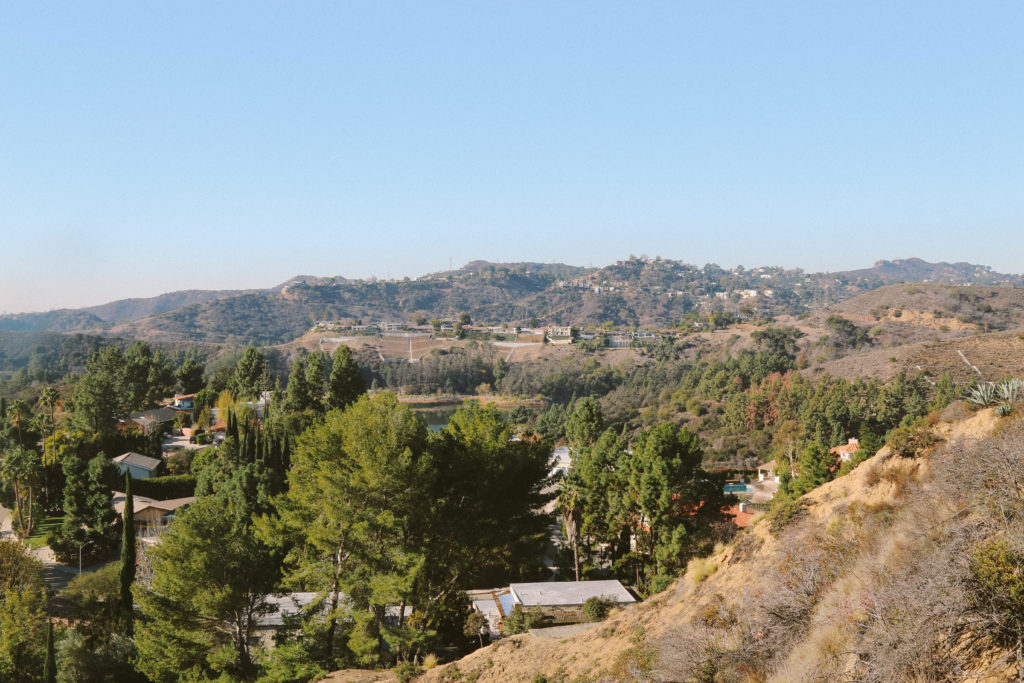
[509,580,635,607]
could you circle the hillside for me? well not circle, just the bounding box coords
[826,283,1024,332]
[0,287,264,332]
[94,259,1024,345]
[0,309,107,332]
[4,258,1023,346]
[839,257,1024,286]
[359,405,1020,682]
[80,287,257,324]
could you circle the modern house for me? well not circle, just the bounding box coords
[509,580,635,626]
[112,452,163,479]
[468,579,636,636]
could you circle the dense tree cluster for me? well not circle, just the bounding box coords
[559,401,730,594]
[252,396,554,673]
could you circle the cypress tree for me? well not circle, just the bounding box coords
[43,619,56,683]
[120,472,136,634]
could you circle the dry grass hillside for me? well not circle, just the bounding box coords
[334,403,1024,683]
[827,284,1024,333]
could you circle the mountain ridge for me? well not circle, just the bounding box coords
[3,258,1021,344]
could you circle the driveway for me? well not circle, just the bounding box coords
[0,504,94,593]
[163,433,202,451]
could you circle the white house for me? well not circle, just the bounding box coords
[546,326,573,338]
[112,452,163,479]
[172,394,196,410]
[509,580,635,610]
[469,580,636,635]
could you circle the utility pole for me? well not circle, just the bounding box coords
[78,539,94,575]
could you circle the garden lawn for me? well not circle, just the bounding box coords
[25,515,62,549]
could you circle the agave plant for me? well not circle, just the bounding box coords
[966,382,998,407]
[995,403,1014,418]
[997,378,1024,404]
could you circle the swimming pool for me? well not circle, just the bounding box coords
[723,483,753,494]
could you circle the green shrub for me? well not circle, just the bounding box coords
[970,539,1024,641]
[886,419,937,458]
[684,397,706,416]
[501,605,545,635]
[582,596,617,622]
[394,661,425,682]
[767,497,807,536]
[133,474,197,500]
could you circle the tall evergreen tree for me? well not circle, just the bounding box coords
[72,346,127,436]
[50,454,118,563]
[260,393,430,667]
[119,472,136,635]
[176,357,206,394]
[327,346,365,411]
[135,490,278,681]
[565,397,604,451]
[305,351,327,414]
[232,347,267,400]
[284,356,312,413]
[43,620,55,683]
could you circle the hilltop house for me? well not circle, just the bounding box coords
[830,437,861,463]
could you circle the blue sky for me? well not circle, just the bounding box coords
[2,2,1023,313]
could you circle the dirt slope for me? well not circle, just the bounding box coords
[396,406,1012,683]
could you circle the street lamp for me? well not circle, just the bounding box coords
[77,539,94,575]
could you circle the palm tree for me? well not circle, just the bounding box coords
[37,388,61,508]
[1,445,41,537]
[38,388,59,464]
[6,400,30,448]
[557,473,585,581]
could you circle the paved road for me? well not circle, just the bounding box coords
[0,504,93,593]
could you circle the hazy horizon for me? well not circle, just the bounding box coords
[2,254,1017,317]
[4,2,1024,313]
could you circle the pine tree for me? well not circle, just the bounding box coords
[284,356,312,413]
[305,351,327,414]
[327,345,365,411]
[120,472,136,634]
[565,397,605,451]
